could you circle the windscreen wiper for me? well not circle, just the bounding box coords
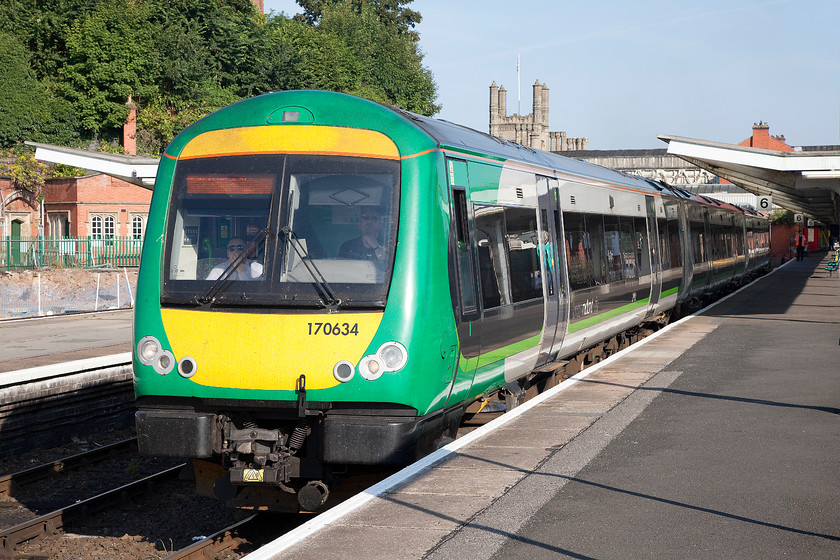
[281,225,342,312]
[197,227,269,305]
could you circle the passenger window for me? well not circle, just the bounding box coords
[452,189,478,314]
[474,206,507,309]
[505,207,542,303]
[603,215,623,282]
[634,217,651,277]
[563,212,594,290]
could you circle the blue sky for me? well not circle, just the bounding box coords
[263,0,840,150]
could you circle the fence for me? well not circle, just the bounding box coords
[1,236,143,271]
[0,268,136,319]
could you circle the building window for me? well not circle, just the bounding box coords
[131,215,145,240]
[104,215,115,238]
[91,216,103,238]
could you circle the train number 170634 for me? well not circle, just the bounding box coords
[307,322,360,336]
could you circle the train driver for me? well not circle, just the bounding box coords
[206,237,264,281]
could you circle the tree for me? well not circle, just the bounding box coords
[56,0,158,135]
[0,0,439,153]
[0,32,78,148]
[293,0,422,38]
[281,2,438,115]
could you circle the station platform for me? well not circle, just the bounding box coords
[0,309,132,374]
[252,253,840,560]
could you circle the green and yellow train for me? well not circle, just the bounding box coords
[133,91,769,511]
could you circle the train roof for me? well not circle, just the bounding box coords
[394,107,763,218]
[396,109,665,193]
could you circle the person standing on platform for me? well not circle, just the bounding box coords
[795,231,806,261]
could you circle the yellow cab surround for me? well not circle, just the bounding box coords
[160,308,384,391]
[161,124,398,391]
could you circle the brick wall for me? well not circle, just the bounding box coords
[739,121,793,152]
[42,174,152,237]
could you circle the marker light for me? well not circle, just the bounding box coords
[178,356,198,378]
[359,355,383,381]
[333,361,355,383]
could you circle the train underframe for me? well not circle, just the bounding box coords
[135,396,464,512]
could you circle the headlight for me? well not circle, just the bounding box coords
[137,336,160,366]
[137,336,176,375]
[377,342,408,371]
[356,341,408,382]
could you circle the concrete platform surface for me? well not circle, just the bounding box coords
[255,254,839,560]
[0,309,132,373]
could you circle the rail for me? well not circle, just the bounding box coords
[0,438,138,497]
[0,464,184,554]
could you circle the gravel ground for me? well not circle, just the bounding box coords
[0,427,249,559]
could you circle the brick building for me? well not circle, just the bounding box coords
[0,177,39,239]
[42,174,152,238]
[1,173,151,239]
[739,121,793,152]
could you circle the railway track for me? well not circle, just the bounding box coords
[0,464,185,555]
[0,438,138,498]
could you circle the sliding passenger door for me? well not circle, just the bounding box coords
[537,177,566,360]
[445,159,480,406]
[645,196,662,314]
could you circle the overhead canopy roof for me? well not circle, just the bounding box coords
[658,135,840,224]
[26,142,159,189]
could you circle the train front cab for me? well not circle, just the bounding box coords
[133,92,470,510]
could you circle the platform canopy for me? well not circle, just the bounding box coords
[659,135,840,224]
[26,142,159,189]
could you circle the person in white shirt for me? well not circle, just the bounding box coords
[206,237,263,280]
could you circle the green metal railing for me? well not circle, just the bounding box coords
[1,236,143,270]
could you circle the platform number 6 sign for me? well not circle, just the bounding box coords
[758,196,772,211]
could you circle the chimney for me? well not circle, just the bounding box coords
[124,98,137,156]
[750,121,770,148]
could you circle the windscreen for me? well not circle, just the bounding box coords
[162,154,399,308]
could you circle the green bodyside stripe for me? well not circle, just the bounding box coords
[568,298,650,333]
[462,332,542,370]
[661,286,679,298]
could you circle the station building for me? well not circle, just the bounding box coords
[0,173,151,239]
[1,104,153,240]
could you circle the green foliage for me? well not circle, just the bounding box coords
[771,210,795,225]
[317,3,438,114]
[294,0,422,39]
[51,164,87,178]
[0,32,78,148]
[0,0,439,153]
[0,150,48,202]
[56,0,158,134]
